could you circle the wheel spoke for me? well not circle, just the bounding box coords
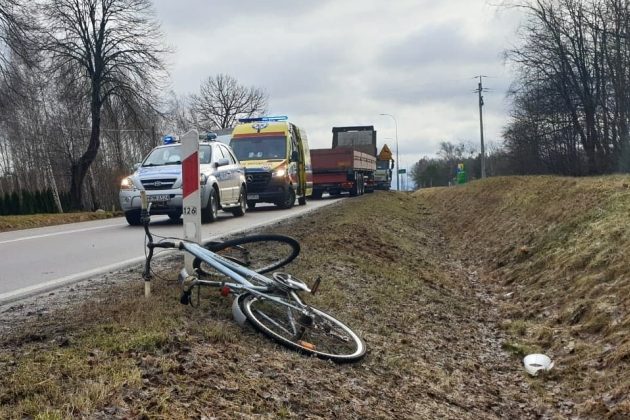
[252,308,294,336]
[241,294,366,362]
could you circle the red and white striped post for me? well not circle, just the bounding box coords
[180,130,201,271]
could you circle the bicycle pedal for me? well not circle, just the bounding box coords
[179,290,192,305]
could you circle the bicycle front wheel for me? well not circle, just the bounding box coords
[194,234,300,276]
[240,294,366,363]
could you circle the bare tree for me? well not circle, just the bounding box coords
[190,73,268,130]
[163,92,195,134]
[505,0,630,175]
[0,0,32,80]
[38,0,168,210]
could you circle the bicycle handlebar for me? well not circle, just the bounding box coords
[141,191,188,280]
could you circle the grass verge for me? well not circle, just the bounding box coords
[2,179,628,418]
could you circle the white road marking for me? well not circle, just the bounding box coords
[0,255,148,304]
[0,223,120,245]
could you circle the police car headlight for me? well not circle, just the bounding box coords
[120,177,134,190]
[273,168,286,177]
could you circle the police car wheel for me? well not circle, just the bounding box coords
[125,210,142,226]
[202,189,219,223]
[231,187,246,217]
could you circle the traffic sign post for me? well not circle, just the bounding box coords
[181,130,201,272]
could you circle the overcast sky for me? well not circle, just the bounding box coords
[152,0,523,186]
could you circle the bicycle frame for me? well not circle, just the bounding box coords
[177,241,308,312]
[141,197,308,309]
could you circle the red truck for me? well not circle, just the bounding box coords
[311,126,377,198]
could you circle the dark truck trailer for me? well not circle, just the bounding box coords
[332,125,377,157]
[311,147,376,198]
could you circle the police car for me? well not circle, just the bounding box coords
[119,133,247,225]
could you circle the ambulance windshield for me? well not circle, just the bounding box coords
[230,136,287,161]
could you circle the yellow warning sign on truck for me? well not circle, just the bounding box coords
[378,144,393,161]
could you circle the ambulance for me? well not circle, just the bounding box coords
[230,116,312,209]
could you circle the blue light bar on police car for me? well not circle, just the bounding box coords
[163,135,176,144]
[238,115,288,123]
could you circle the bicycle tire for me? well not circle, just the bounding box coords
[239,293,366,363]
[193,234,301,276]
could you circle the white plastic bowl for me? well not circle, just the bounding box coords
[523,353,554,376]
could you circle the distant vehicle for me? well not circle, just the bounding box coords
[119,134,247,225]
[311,126,378,198]
[230,116,312,209]
[375,144,394,190]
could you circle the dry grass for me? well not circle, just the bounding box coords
[1,178,628,418]
[419,175,630,418]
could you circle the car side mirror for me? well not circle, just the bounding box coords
[215,157,230,168]
[133,163,141,171]
[291,150,299,162]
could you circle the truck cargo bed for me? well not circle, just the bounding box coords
[311,147,376,172]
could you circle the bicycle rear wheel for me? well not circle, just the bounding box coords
[193,234,300,277]
[239,294,366,363]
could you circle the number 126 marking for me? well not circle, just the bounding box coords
[183,206,197,215]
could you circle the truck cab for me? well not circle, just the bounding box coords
[230,116,312,209]
[375,144,394,190]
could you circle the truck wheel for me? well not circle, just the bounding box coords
[201,188,219,223]
[311,190,323,199]
[350,174,359,197]
[277,188,295,209]
[247,200,257,209]
[125,210,142,226]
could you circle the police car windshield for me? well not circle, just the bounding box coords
[142,145,212,166]
[230,137,286,161]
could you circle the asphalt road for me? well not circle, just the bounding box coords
[0,199,340,304]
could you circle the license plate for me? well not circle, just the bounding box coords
[247,194,259,200]
[148,194,170,202]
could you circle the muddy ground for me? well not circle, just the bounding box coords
[0,191,585,418]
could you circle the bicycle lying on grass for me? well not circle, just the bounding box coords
[140,196,366,363]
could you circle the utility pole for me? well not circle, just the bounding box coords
[474,76,488,179]
[379,114,399,190]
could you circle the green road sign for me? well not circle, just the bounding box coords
[398,169,406,174]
